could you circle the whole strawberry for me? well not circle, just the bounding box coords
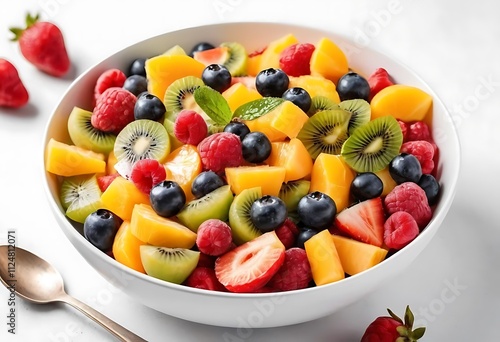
[10,13,70,77]
[0,58,29,108]
[361,306,425,342]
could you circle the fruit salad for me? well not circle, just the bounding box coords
[45,33,440,293]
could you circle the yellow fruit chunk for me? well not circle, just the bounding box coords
[247,53,263,76]
[164,145,202,202]
[310,37,349,84]
[310,153,355,212]
[145,55,205,100]
[106,150,118,175]
[100,176,150,221]
[289,76,340,103]
[225,165,286,196]
[332,235,388,276]
[375,167,398,196]
[266,138,313,182]
[162,44,187,56]
[112,221,145,274]
[45,138,106,177]
[223,83,262,113]
[370,84,433,122]
[304,229,344,285]
[129,203,197,248]
[259,34,298,70]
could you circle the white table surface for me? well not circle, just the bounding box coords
[1,0,499,341]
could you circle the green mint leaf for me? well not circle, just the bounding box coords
[194,86,233,126]
[233,97,285,121]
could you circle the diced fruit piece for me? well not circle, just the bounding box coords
[193,46,229,65]
[60,174,102,223]
[222,83,262,112]
[112,221,145,273]
[97,173,119,192]
[375,167,398,196]
[304,229,344,285]
[140,245,199,284]
[331,235,388,276]
[106,150,118,175]
[100,176,150,221]
[266,138,313,182]
[130,203,196,248]
[370,84,433,122]
[228,187,263,245]
[164,144,202,202]
[334,197,385,247]
[215,231,285,293]
[279,43,315,77]
[176,185,234,232]
[247,52,263,76]
[258,34,298,71]
[267,247,312,291]
[226,165,286,196]
[163,44,187,56]
[309,37,349,84]
[289,75,340,104]
[310,153,355,212]
[45,138,106,177]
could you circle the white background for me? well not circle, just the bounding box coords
[0,0,499,341]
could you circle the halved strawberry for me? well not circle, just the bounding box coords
[214,231,285,293]
[334,197,385,247]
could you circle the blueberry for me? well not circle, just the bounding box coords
[337,71,370,101]
[189,42,215,57]
[255,68,289,97]
[123,75,148,96]
[134,93,166,121]
[389,153,422,184]
[191,171,225,199]
[250,195,288,233]
[296,228,318,249]
[350,172,384,201]
[282,87,312,113]
[202,64,232,93]
[297,191,337,231]
[223,121,250,140]
[241,131,272,163]
[128,58,147,77]
[150,180,186,217]
[83,209,122,252]
[418,174,440,206]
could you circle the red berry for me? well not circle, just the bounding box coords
[91,87,136,134]
[10,13,70,77]
[384,211,420,250]
[197,132,243,174]
[130,159,167,194]
[94,69,127,103]
[174,110,208,145]
[400,140,435,174]
[196,219,233,256]
[267,248,311,291]
[407,121,431,142]
[97,174,120,192]
[274,218,299,249]
[368,68,394,100]
[197,253,216,269]
[279,43,315,77]
[0,59,29,108]
[384,182,432,229]
[398,120,408,142]
[184,267,227,292]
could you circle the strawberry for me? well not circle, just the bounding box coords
[368,68,394,101]
[279,43,315,77]
[10,13,70,77]
[214,231,285,293]
[0,59,29,108]
[334,197,385,247]
[361,306,425,342]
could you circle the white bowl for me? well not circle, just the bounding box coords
[42,22,460,328]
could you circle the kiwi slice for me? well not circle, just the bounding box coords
[297,108,351,159]
[67,106,116,154]
[140,245,199,284]
[228,187,263,245]
[164,76,204,121]
[177,185,233,232]
[278,180,311,212]
[339,99,371,135]
[341,116,403,173]
[60,174,102,223]
[307,96,340,117]
[220,42,248,76]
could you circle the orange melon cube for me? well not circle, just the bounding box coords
[375,167,398,196]
[310,37,349,84]
[100,176,150,221]
[222,83,262,113]
[332,235,388,276]
[304,229,344,285]
[112,221,145,274]
[247,53,263,76]
[266,138,313,182]
[225,165,286,196]
[164,145,202,202]
[45,138,106,177]
[258,34,298,70]
[288,75,340,104]
[106,149,118,175]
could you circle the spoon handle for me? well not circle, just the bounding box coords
[59,293,147,342]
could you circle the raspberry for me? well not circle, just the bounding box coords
[400,140,435,174]
[91,87,136,134]
[407,121,431,142]
[398,120,408,142]
[173,110,208,145]
[97,173,119,192]
[197,132,243,174]
[130,159,167,194]
[196,219,233,256]
[384,182,432,229]
[279,43,315,77]
[267,248,311,292]
[384,211,420,249]
[367,67,394,100]
[94,69,126,103]
[275,218,299,249]
[184,267,227,292]
[197,253,216,269]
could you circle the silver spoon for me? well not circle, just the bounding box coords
[0,245,146,342]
